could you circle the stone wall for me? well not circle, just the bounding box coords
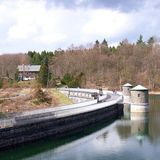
[122,86,131,97]
[131,90,149,105]
[0,104,123,150]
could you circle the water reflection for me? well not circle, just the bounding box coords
[116,116,149,144]
[123,103,130,119]
[0,119,116,160]
[118,98,160,145]
[24,110,158,160]
[149,95,160,144]
[123,103,149,121]
[117,103,149,143]
[1,95,160,160]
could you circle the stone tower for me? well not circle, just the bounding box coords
[130,85,149,113]
[122,83,133,103]
[122,83,133,96]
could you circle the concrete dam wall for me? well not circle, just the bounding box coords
[0,104,123,150]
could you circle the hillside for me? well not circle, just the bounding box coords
[0,37,160,90]
[0,87,72,114]
[50,38,160,90]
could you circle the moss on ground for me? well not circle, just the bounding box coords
[50,89,73,106]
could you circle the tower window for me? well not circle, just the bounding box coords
[138,94,140,97]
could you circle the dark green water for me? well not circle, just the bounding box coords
[1,95,160,160]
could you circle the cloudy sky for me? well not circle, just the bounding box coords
[0,0,160,53]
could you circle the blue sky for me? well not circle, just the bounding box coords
[0,0,160,53]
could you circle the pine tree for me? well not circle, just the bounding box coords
[101,38,109,54]
[137,34,145,45]
[148,36,155,45]
[95,40,100,48]
[14,69,19,81]
[102,39,108,47]
[38,57,49,87]
[32,53,41,65]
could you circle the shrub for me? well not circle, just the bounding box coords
[61,72,86,88]
[33,88,52,104]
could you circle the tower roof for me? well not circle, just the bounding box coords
[123,83,133,87]
[131,85,148,91]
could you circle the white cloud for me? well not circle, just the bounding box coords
[8,24,37,40]
[0,0,160,53]
[4,1,88,46]
[0,5,6,22]
[75,0,86,5]
[36,33,67,44]
[7,1,45,40]
[82,9,133,38]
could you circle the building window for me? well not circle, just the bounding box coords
[138,94,140,97]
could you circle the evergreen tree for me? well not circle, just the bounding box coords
[137,34,145,45]
[32,53,41,65]
[102,39,108,47]
[95,40,100,48]
[28,50,54,65]
[101,39,109,54]
[41,50,47,60]
[61,73,74,86]
[148,36,155,45]
[28,51,34,58]
[38,57,49,87]
[14,69,19,81]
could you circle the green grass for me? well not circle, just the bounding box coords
[17,80,38,88]
[50,89,73,106]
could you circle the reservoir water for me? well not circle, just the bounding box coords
[0,95,160,160]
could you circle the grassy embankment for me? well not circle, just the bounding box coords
[0,81,72,113]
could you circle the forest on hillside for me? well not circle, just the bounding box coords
[0,35,160,90]
[50,36,160,90]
